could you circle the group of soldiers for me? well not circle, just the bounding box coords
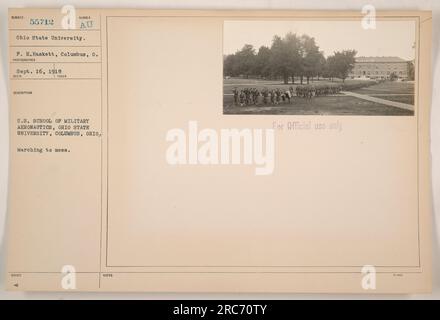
[232,84,343,106]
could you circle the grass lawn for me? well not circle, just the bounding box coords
[223,78,415,115]
[224,95,413,116]
[351,81,415,105]
[368,95,415,105]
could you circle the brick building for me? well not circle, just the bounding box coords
[349,56,410,80]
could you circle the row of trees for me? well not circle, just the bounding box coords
[224,33,357,84]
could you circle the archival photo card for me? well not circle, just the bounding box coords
[6,9,432,293]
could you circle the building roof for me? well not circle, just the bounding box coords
[355,56,407,63]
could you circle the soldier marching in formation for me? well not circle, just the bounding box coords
[232,84,342,106]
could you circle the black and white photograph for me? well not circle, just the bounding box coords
[223,20,416,115]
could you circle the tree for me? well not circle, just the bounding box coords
[327,50,357,82]
[269,35,291,84]
[283,32,302,84]
[223,54,237,77]
[234,44,257,78]
[223,33,358,84]
[389,72,398,81]
[223,44,257,78]
[325,55,337,81]
[407,60,415,81]
[316,53,327,80]
[301,35,323,84]
[254,46,272,78]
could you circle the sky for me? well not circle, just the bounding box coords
[224,20,416,60]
